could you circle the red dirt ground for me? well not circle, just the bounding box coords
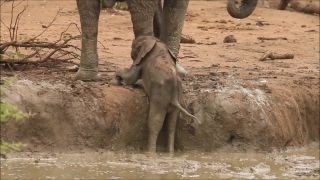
[1,0,319,88]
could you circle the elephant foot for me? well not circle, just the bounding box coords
[74,68,101,81]
[176,62,188,77]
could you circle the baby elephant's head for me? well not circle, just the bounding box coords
[131,36,158,65]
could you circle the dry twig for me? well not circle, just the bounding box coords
[26,9,61,43]
[0,0,81,65]
[0,35,80,64]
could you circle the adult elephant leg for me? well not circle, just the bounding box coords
[162,0,189,76]
[162,0,189,57]
[127,0,158,38]
[75,0,101,81]
[153,0,163,39]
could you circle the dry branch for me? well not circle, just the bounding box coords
[0,0,81,65]
[0,35,80,64]
[257,37,288,41]
[1,40,79,51]
[12,4,26,42]
[259,52,294,61]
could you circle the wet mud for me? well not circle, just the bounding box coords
[0,0,319,179]
[1,143,319,179]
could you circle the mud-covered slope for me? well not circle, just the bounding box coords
[1,79,318,152]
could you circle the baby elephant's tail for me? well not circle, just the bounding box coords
[172,101,201,124]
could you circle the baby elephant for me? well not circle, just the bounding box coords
[116,36,199,153]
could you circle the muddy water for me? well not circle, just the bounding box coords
[1,143,319,179]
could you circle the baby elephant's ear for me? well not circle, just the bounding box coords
[133,39,157,65]
[167,48,177,64]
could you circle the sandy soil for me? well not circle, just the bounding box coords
[0,0,319,85]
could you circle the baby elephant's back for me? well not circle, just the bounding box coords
[142,43,178,101]
[143,43,178,85]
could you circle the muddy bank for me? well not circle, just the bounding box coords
[1,78,319,152]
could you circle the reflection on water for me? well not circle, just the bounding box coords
[1,143,319,179]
